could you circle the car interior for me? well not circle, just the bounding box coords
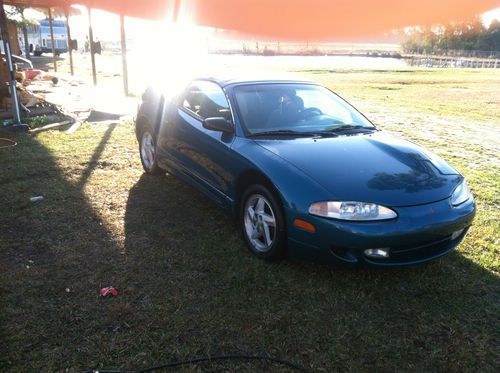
[182,84,231,121]
[237,88,305,130]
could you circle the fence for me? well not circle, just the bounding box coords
[405,49,500,59]
[407,56,499,68]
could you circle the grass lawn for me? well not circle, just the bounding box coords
[0,68,499,372]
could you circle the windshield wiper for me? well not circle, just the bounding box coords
[329,124,376,132]
[248,130,335,138]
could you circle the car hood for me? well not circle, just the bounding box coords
[255,131,461,207]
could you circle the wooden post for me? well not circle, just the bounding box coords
[64,8,74,75]
[0,0,22,125]
[120,14,128,96]
[87,7,97,85]
[48,7,57,72]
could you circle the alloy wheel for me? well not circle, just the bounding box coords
[243,194,277,252]
[140,131,155,170]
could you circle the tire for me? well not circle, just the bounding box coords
[240,184,286,260]
[34,51,42,56]
[138,123,163,175]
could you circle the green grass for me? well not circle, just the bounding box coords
[299,68,500,123]
[1,68,499,372]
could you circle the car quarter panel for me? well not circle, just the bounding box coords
[135,86,166,139]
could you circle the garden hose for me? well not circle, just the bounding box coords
[0,137,17,149]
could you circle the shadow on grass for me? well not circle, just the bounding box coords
[0,129,115,370]
[124,174,499,372]
[0,128,498,372]
[77,123,117,188]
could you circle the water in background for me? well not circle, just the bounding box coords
[205,54,407,70]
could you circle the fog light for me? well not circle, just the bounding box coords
[451,229,464,240]
[364,248,390,258]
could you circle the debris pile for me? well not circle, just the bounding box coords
[0,57,72,129]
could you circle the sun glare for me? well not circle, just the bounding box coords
[129,15,213,97]
[482,7,500,26]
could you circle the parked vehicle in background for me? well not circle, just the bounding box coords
[18,19,68,56]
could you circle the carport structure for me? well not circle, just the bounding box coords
[1,0,497,126]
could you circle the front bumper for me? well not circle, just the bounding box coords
[286,197,476,267]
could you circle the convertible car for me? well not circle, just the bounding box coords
[135,74,475,267]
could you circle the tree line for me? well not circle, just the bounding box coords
[402,17,500,55]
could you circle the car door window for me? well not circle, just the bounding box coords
[181,81,231,121]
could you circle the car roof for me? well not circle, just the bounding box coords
[193,71,315,88]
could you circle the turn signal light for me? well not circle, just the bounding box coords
[294,219,316,233]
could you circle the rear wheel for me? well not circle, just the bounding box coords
[241,184,286,260]
[138,124,163,175]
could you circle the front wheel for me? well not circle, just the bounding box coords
[241,184,286,260]
[138,124,163,175]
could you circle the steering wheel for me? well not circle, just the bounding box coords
[300,107,323,119]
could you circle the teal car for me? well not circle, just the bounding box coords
[135,74,475,267]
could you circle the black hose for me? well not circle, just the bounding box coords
[83,354,311,373]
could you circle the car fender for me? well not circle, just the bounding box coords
[232,137,334,216]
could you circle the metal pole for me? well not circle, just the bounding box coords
[88,7,97,85]
[4,42,22,124]
[0,1,23,126]
[120,14,128,96]
[65,8,74,75]
[48,7,57,72]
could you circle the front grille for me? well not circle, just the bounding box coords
[369,228,468,264]
[391,235,453,254]
[328,227,470,265]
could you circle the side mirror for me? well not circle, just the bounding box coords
[203,117,233,133]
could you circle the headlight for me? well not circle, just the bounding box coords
[308,201,397,221]
[451,180,471,207]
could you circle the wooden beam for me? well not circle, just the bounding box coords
[48,7,57,72]
[0,0,22,125]
[87,7,97,85]
[119,14,128,96]
[64,8,73,75]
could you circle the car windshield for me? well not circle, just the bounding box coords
[233,83,375,136]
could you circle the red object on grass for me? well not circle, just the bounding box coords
[24,70,42,80]
[100,286,119,297]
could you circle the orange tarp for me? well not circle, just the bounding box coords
[4,0,499,40]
